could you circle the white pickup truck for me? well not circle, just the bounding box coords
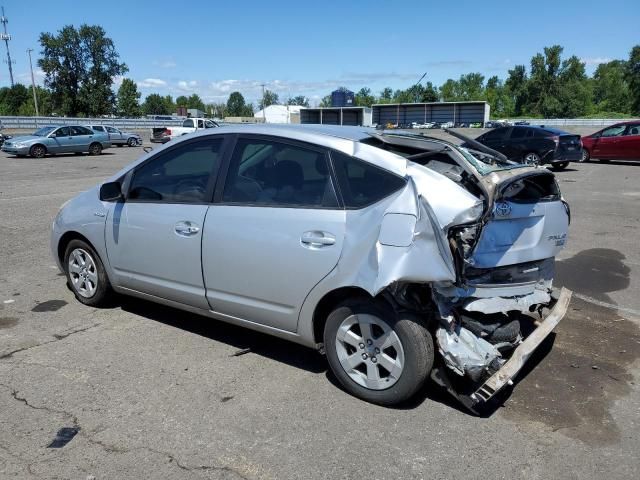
[151,117,219,143]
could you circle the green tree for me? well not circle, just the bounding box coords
[260,89,279,109]
[39,24,127,116]
[163,95,175,114]
[355,87,375,107]
[227,91,248,116]
[207,102,227,118]
[557,55,592,117]
[421,82,439,102]
[626,45,640,115]
[439,79,460,101]
[505,65,528,116]
[485,76,513,118]
[16,86,54,116]
[0,84,30,115]
[116,78,141,117]
[175,95,189,107]
[319,95,332,107]
[287,96,309,107]
[187,93,205,111]
[525,45,564,117]
[142,93,170,115]
[379,87,393,103]
[593,60,631,113]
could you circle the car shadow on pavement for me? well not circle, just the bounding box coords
[118,296,327,374]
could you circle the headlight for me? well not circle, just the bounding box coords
[14,142,27,148]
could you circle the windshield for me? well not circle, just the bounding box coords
[33,126,56,136]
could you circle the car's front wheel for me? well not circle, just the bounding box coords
[580,148,590,162]
[324,298,433,406]
[127,137,138,147]
[29,144,46,158]
[64,239,112,307]
[523,151,541,166]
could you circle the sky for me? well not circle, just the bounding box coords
[2,0,639,106]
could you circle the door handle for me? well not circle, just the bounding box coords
[301,231,335,247]
[174,221,200,237]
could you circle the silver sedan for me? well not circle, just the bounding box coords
[2,125,111,157]
[51,124,571,408]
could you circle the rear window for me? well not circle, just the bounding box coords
[510,127,528,139]
[331,151,406,208]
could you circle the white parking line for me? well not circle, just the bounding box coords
[574,292,640,318]
[0,191,81,201]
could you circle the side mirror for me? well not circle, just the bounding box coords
[99,181,123,202]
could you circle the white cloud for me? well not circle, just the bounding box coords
[15,68,46,86]
[153,59,177,68]
[177,80,199,92]
[139,78,167,88]
[581,57,612,66]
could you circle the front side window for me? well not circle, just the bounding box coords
[128,138,224,203]
[509,127,528,139]
[197,120,204,128]
[331,151,406,208]
[223,137,337,208]
[481,128,507,141]
[600,125,626,137]
[55,127,70,137]
[183,119,194,128]
[106,126,118,134]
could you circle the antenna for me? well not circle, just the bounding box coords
[1,6,15,86]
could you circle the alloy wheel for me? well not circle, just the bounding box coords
[68,248,98,298]
[335,314,405,390]
[524,152,540,166]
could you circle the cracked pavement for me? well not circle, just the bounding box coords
[1,139,639,479]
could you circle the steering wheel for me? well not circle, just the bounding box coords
[173,179,206,198]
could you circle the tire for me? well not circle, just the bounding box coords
[29,144,46,158]
[88,142,102,155]
[523,152,541,166]
[552,162,569,171]
[580,148,590,162]
[324,298,434,406]
[127,137,138,147]
[64,239,112,307]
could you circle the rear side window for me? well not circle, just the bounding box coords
[331,151,406,208]
[128,138,224,203]
[222,137,337,208]
[183,119,194,128]
[509,127,528,139]
[92,126,105,132]
[481,128,507,141]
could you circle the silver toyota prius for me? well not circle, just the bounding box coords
[51,124,571,409]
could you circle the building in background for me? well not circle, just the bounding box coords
[372,101,490,127]
[300,107,372,127]
[331,89,355,107]
[253,105,303,124]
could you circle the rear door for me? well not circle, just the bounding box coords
[619,123,640,160]
[70,126,94,151]
[477,127,509,155]
[202,135,345,332]
[105,136,229,308]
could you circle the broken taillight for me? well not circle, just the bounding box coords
[551,135,559,145]
[165,129,172,136]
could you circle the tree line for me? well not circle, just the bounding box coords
[0,24,638,120]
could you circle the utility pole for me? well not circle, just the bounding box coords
[413,71,427,103]
[260,83,266,122]
[1,7,14,86]
[27,48,39,123]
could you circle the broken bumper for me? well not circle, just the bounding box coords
[471,287,572,404]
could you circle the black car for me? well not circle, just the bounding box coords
[474,126,581,170]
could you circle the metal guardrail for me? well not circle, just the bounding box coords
[0,116,184,130]
[504,118,639,127]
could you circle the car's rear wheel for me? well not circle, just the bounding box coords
[552,162,569,170]
[127,137,138,147]
[29,144,46,158]
[88,142,102,155]
[324,298,433,406]
[64,239,113,307]
[580,148,590,162]
[523,152,541,166]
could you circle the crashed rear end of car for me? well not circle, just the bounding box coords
[353,131,571,409]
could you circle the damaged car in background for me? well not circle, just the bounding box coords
[50,124,571,410]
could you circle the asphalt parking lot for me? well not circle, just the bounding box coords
[1,140,639,479]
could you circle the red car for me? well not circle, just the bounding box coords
[581,121,640,162]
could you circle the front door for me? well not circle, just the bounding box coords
[105,136,227,308]
[593,124,627,159]
[49,127,74,153]
[106,126,123,145]
[202,136,345,332]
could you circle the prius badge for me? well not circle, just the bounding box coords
[494,202,511,217]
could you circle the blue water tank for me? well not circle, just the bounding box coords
[331,89,355,107]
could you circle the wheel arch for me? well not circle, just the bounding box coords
[312,286,375,345]
[57,231,97,265]
[30,143,47,154]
